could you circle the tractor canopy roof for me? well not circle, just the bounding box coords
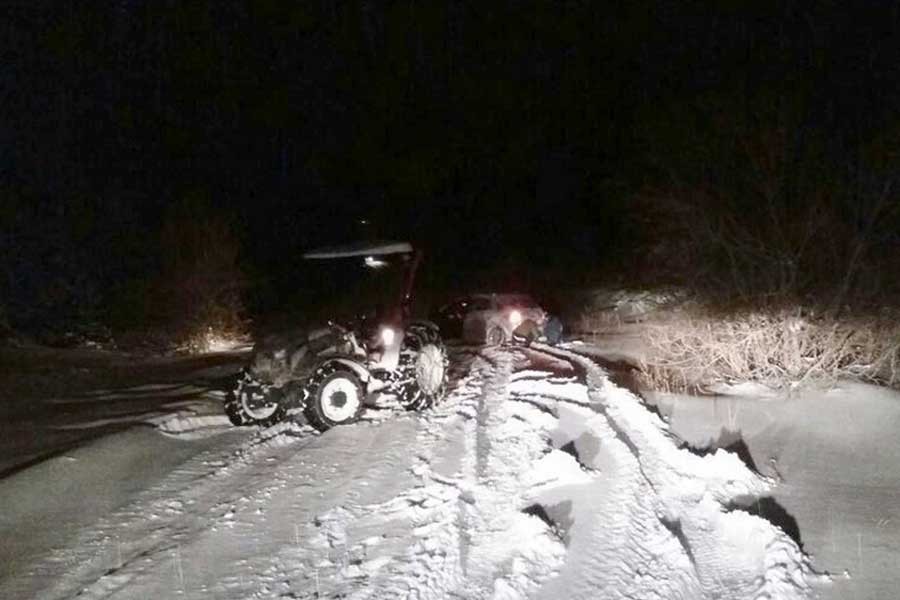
[303,241,413,259]
[296,240,421,325]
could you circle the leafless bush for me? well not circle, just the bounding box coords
[157,196,248,352]
[618,92,900,392]
[633,182,900,306]
[638,305,900,392]
[633,89,900,305]
[627,179,900,392]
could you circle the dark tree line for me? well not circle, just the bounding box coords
[3,1,900,331]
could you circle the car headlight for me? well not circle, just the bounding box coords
[509,309,523,328]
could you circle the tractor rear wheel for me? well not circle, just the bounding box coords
[303,364,365,432]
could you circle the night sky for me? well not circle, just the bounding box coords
[4,1,900,328]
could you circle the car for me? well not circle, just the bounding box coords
[224,241,449,432]
[431,293,563,346]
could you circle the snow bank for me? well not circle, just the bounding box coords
[533,345,819,599]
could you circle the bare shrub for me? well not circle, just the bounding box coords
[621,91,900,392]
[632,88,900,305]
[639,305,900,392]
[633,182,900,308]
[157,195,249,352]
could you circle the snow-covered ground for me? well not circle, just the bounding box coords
[0,345,248,476]
[1,341,832,599]
[643,382,900,600]
[565,325,900,600]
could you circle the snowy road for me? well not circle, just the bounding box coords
[1,345,817,599]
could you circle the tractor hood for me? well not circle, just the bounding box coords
[247,327,309,385]
[248,326,350,386]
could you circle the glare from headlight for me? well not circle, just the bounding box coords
[365,255,388,268]
[509,309,523,327]
[380,327,396,346]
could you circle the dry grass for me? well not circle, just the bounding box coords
[635,304,900,393]
[619,166,900,393]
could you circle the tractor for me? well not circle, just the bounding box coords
[224,241,447,432]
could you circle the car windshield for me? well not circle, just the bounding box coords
[468,297,492,311]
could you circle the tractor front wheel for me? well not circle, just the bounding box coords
[396,323,448,411]
[224,370,288,427]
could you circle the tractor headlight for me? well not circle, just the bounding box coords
[365,255,388,269]
[379,326,396,347]
[509,309,523,328]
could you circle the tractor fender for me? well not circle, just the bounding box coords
[314,357,371,384]
[407,320,441,336]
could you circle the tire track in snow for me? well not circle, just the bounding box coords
[341,349,501,598]
[334,347,567,599]
[27,422,323,600]
[530,344,821,600]
[474,350,513,480]
[452,348,570,598]
[24,353,495,600]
